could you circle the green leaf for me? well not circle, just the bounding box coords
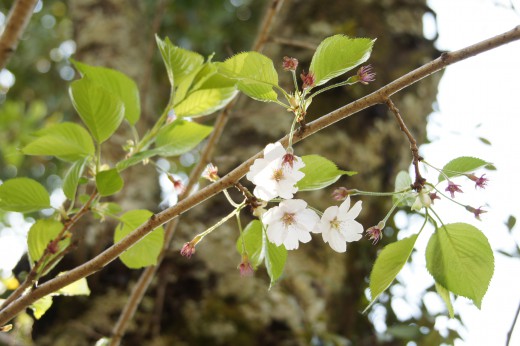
[22,122,95,162]
[264,230,287,287]
[156,35,204,90]
[69,77,125,143]
[296,155,356,191]
[56,276,90,296]
[71,60,141,125]
[236,220,265,268]
[217,52,279,102]
[425,223,494,308]
[393,171,415,206]
[116,150,157,171]
[310,35,374,86]
[174,87,237,118]
[368,234,418,308]
[95,169,124,197]
[114,210,164,269]
[27,219,66,264]
[30,295,53,319]
[63,158,88,200]
[386,324,421,339]
[0,178,50,213]
[435,282,454,318]
[438,156,490,182]
[155,120,213,157]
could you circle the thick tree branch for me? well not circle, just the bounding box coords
[0,0,39,70]
[1,25,519,327]
[109,1,285,344]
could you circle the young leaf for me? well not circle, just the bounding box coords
[30,295,53,320]
[154,120,213,157]
[296,155,356,191]
[367,234,418,308]
[438,156,490,182]
[236,220,265,268]
[425,223,494,308]
[217,52,279,102]
[264,227,287,287]
[95,169,124,197]
[116,149,157,171]
[56,276,91,296]
[22,122,95,162]
[435,282,455,318]
[174,87,237,118]
[27,219,67,265]
[156,35,204,90]
[114,210,164,269]
[309,35,374,86]
[69,77,125,143]
[393,171,414,206]
[0,178,50,213]
[71,60,141,125]
[63,158,88,200]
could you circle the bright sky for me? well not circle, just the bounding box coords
[413,0,520,345]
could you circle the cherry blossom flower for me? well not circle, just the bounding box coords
[282,56,298,71]
[314,196,363,253]
[202,163,219,182]
[445,180,463,198]
[246,142,305,201]
[466,173,489,189]
[356,65,376,85]
[262,199,319,250]
[411,189,432,211]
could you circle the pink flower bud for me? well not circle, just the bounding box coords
[238,255,254,277]
[202,163,219,182]
[180,242,196,258]
[366,221,385,244]
[356,65,376,85]
[300,71,315,89]
[331,187,351,201]
[282,56,298,71]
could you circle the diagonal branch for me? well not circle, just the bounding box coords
[109,1,286,344]
[1,24,519,328]
[0,0,39,70]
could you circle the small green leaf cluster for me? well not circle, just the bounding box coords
[367,156,495,317]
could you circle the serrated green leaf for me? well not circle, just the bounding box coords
[172,65,206,105]
[155,120,213,156]
[310,35,374,86]
[69,77,125,143]
[368,234,418,307]
[264,228,287,287]
[438,156,491,182]
[236,220,265,268]
[114,210,164,269]
[217,52,279,102]
[296,155,356,191]
[425,223,494,308]
[435,282,454,318]
[30,295,53,319]
[63,158,88,200]
[0,178,50,213]
[22,122,95,162]
[393,171,414,206]
[175,87,237,118]
[156,35,204,91]
[71,60,141,125]
[27,219,66,264]
[95,169,124,197]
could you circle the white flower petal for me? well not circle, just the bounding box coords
[266,221,286,246]
[280,199,307,212]
[264,142,286,161]
[322,206,339,223]
[328,231,347,253]
[297,227,312,243]
[345,200,362,220]
[338,196,351,215]
[342,220,364,242]
[283,229,300,250]
[298,209,320,232]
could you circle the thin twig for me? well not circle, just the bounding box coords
[0,192,97,310]
[0,0,39,70]
[385,98,425,190]
[108,1,285,344]
[1,25,520,328]
[506,299,520,346]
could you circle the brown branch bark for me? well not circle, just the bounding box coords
[1,24,519,328]
[0,0,39,70]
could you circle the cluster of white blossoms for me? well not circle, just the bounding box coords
[246,142,363,252]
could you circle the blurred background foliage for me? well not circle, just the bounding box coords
[0,0,465,345]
